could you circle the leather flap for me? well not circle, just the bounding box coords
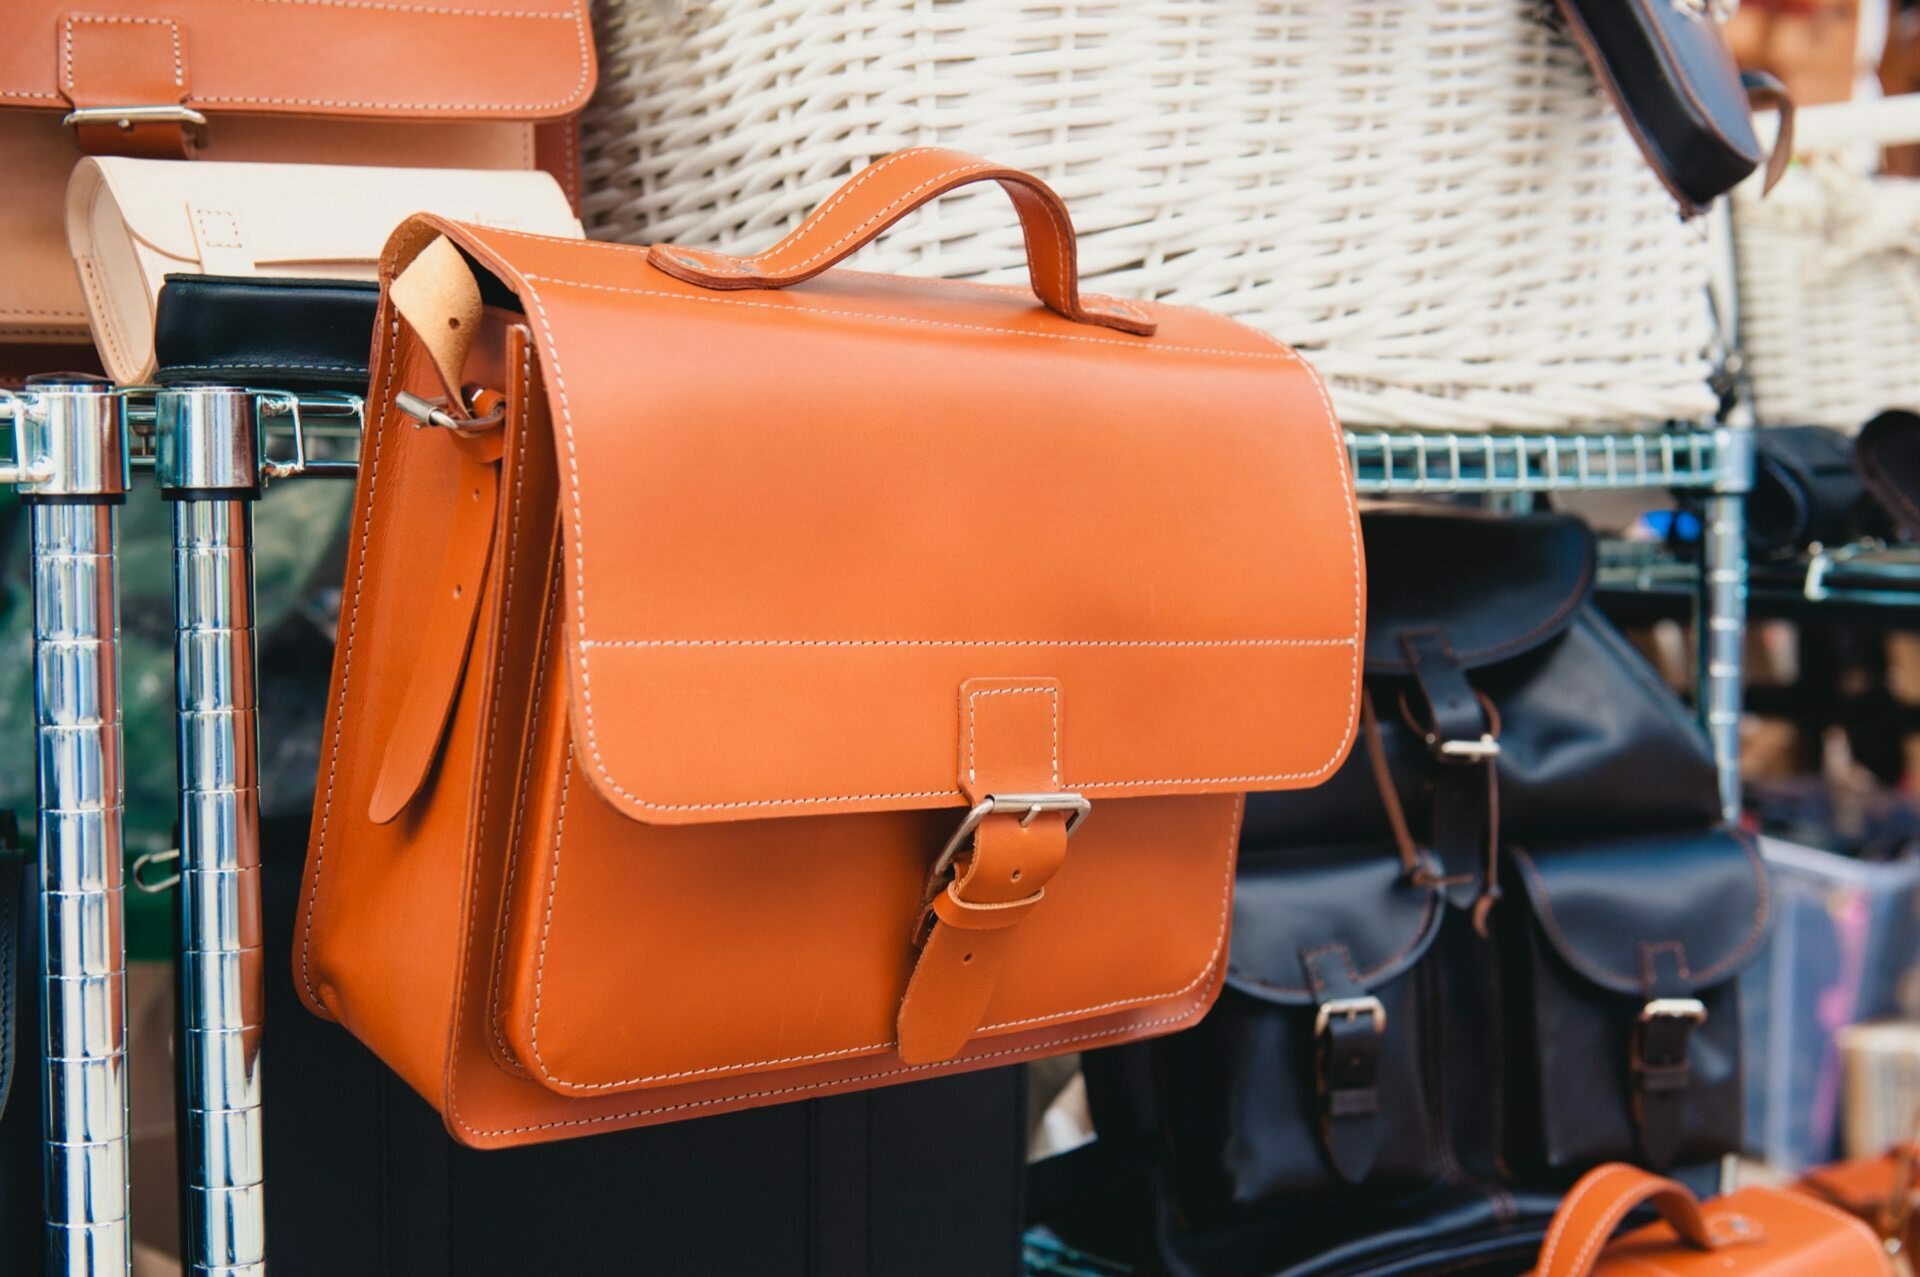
[1224,846,1444,1007]
[2,1,593,121]
[1510,829,1771,997]
[1360,511,1594,676]
[391,216,1366,826]
[67,157,580,384]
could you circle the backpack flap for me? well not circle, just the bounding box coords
[1506,829,1772,1172]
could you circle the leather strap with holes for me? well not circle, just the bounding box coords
[896,678,1072,1065]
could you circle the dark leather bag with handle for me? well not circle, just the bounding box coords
[1555,0,1792,214]
[1083,510,1767,1275]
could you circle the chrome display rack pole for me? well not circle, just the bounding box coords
[154,387,267,1277]
[5,376,133,1276]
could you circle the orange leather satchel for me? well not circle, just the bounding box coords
[1528,1163,1894,1276]
[294,148,1364,1147]
[0,0,594,349]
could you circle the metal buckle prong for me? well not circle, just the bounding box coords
[931,792,1091,880]
[1315,995,1386,1037]
[1639,997,1709,1025]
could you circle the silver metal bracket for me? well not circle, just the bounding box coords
[931,793,1091,880]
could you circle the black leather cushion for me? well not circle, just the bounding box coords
[153,275,379,391]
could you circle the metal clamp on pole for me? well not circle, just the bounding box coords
[154,387,267,1277]
[12,375,134,1276]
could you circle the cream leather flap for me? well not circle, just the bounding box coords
[400,217,1367,827]
[67,157,582,385]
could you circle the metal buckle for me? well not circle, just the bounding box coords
[397,389,506,434]
[1639,997,1709,1025]
[1431,734,1501,762]
[930,793,1091,880]
[1315,995,1386,1037]
[62,103,209,141]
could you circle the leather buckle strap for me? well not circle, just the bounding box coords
[897,679,1079,1065]
[1303,945,1386,1186]
[1632,997,1708,1169]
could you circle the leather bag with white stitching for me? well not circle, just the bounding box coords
[292,149,1365,1146]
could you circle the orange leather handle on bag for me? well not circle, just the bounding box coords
[647,146,1157,337]
[1533,1164,1720,1277]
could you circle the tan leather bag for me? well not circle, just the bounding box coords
[65,157,584,384]
[295,148,1365,1147]
[1529,1163,1893,1277]
[0,0,594,348]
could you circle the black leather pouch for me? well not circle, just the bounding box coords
[1152,843,1446,1220]
[1555,0,1789,214]
[1749,424,1889,555]
[1857,410,1920,542]
[1502,827,1769,1174]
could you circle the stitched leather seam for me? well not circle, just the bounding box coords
[522,791,1240,1090]
[741,149,953,266]
[77,257,133,381]
[448,995,1213,1140]
[582,637,1355,648]
[64,15,185,95]
[182,2,590,111]
[240,0,576,17]
[1777,1190,1892,1258]
[192,208,246,251]
[479,337,533,1064]
[679,160,1000,275]
[298,313,401,1005]
[1510,836,1771,991]
[1539,1163,1640,1277]
[0,306,90,318]
[157,361,367,374]
[1228,885,1443,997]
[965,685,1058,789]
[1569,1169,1654,1277]
[520,275,1263,359]
[509,271,1360,812]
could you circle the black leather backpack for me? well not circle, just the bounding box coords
[1083,510,1768,1276]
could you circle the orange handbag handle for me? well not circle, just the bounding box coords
[1533,1164,1721,1277]
[646,146,1157,337]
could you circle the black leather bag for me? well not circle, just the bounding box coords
[1555,0,1790,214]
[1748,425,1891,556]
[1082,511,1768,1275]
[1857,410,1920,542]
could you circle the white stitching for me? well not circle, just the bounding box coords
[449,997,1215,1139]
[241,0,575,17]
[195,2,588,111]
[583,637,1353,649]
[965,685,1059,789]
[520,772,1240,1091]
[520,276,1259,359]
[501,267,1359,812]
[743,148,949,265]
[1540,1164,1641,1277]
[298,314,400,1004]
[479,337,533,1063]
[63,15,185,94]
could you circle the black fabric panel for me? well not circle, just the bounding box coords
[259,812,1025,1277]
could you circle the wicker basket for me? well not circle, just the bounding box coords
[582,0,1717,431]
[1735,96,1920,432]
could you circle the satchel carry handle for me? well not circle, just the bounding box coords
[647,147,1158,337]
[1533,1164,1725,1277]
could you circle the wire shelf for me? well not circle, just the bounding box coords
[1346,428,1731,495]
